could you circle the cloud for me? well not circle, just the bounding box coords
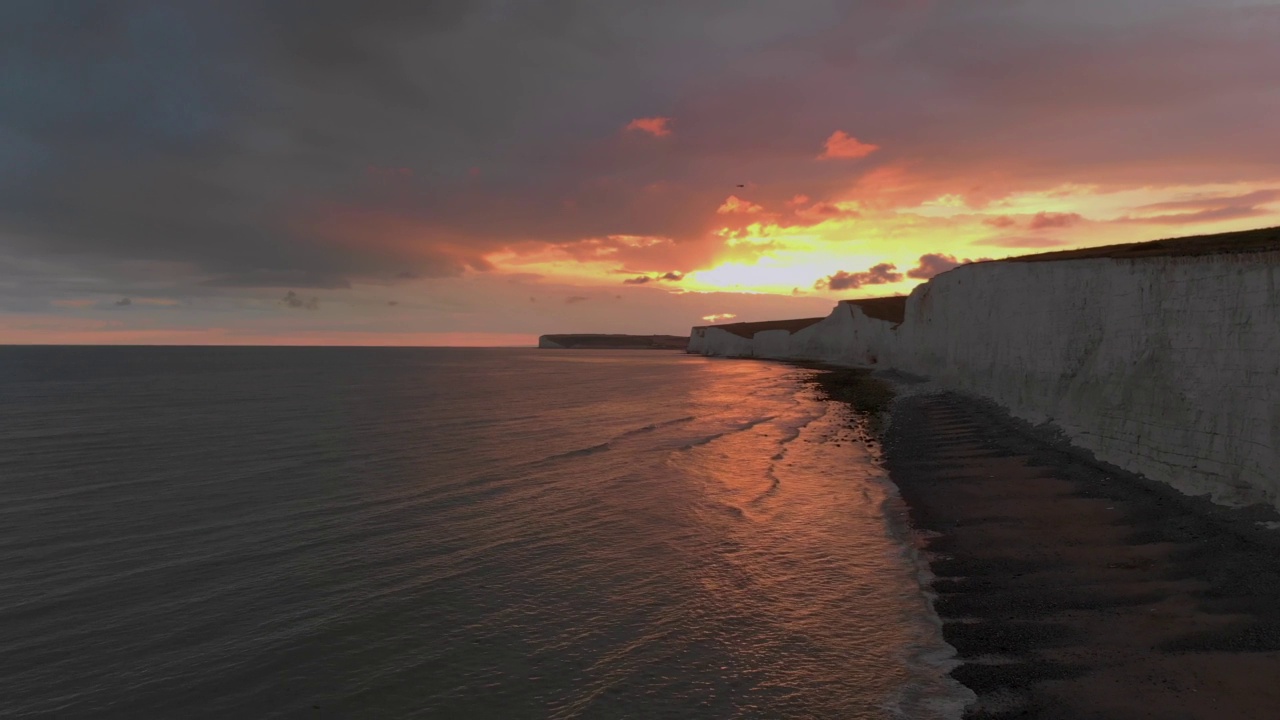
[3,0,1280,336]
[202,270,352,289]
[624,117,672,137]
[622,271,682,284]
[387,300,399,306]
[907,253,989,280]
[1133,189,1280,213]
[716,195,764,214]
[702,313,736,322]
[780,197,861,226]
[972,236,1073,248]
[1113,189,1280,225]
[281,290,319,310]
[1029,212,1083,229]
[565,295,588,304]
[983,216,1019,228]
[1116,206,1267,225]
[818,130,879,160]
[114,297,133,307]
[907,254,962,280]
[815,262,903,291]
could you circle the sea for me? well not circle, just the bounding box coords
[0,346,971,719]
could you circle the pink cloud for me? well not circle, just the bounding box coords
[1029,211,1083,229]
[624,117,673,137]
[1113,190,1280,225]
[716,195,765,214]
[768,196,860,228]
[983,216,1019,228]
[818,130,879,160]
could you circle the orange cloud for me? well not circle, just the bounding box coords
[702,313,737,322]
[818,130,879,160]
[624,117,672,137]
[716,195,764,214]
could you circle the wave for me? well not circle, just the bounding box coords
[674,415,777,451]
[676,433,725,451]
[616,416,696,439]
[749,469,782,505]
[542,442,612,461]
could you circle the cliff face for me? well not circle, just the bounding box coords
[688,250,1280,509]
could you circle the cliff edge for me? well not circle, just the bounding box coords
[688,225,1280,509]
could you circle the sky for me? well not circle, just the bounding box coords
[2,0,1279,346]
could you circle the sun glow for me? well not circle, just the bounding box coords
[476,179,1280,301]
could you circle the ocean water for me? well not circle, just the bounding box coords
[0,346,969,719]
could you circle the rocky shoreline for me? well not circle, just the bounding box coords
[809,367,1280,719]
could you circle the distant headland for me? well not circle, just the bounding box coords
[538,334,688,350]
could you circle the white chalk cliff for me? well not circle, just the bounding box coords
[689,245,1280,509]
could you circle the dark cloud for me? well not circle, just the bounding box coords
[815,263,903,291]
[114,297,133,307]
[281,290,319,310]
[622,271,683,285]
[386,300,399,306]
[2,0,1278,308]
[565,296,588,304]
[203,270,352,289]
[907,253,990,280]
[907,255,962,280]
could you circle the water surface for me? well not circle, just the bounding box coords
[0,347,966,718]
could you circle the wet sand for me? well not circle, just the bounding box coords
[878,390,1280,719]
[799,366,1280,718]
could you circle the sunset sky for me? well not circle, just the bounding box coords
[3,0,1279,345]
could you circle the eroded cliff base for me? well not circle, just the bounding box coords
[880,391,1280,719]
